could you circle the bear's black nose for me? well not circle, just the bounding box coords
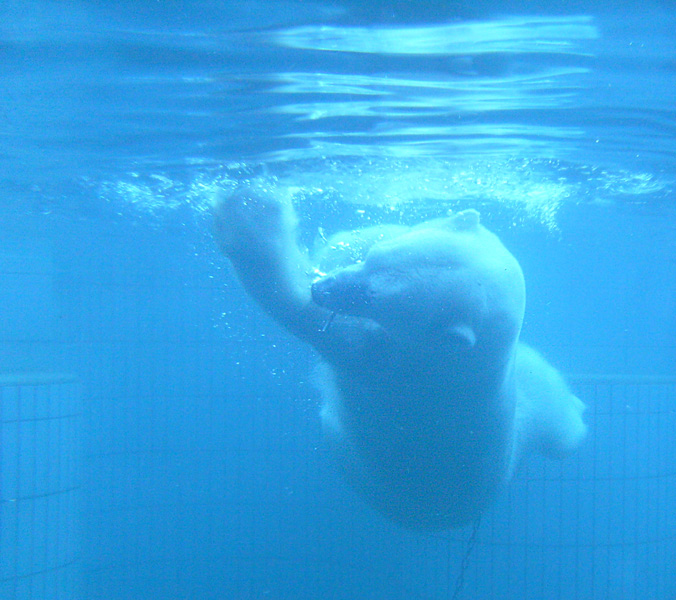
[311,275,336,308]
[312,275,370,312]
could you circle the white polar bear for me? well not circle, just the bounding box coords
[213,186,586,530]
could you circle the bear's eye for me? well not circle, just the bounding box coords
[369,269,407,298]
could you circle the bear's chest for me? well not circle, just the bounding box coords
[334,356,514,454]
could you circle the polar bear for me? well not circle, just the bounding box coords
[213,186,586,530]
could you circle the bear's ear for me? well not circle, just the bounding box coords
[452,209,481,231]
[446,323,477,349]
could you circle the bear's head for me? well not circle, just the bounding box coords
[311,209,525,353]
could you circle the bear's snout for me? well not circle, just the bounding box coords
[311,275,336,306]
[312,274,371,313]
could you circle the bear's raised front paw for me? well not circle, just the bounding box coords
[213,186,297,256]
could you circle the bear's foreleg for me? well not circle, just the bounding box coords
[213,187,331,344]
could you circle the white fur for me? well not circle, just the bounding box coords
[214,187,587,530]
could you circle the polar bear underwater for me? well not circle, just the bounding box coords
[213,186,587,531]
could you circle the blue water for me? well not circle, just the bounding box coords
[1,1,675,599]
